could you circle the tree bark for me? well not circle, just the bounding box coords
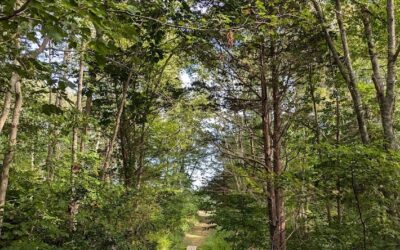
[261,45,276,249]
[382,0,397,149]
[335,83,342,224]
[102,69,133,181]
[46,46,68,180]
[0,74,18,134]
[333,0,369,145]
[0,78,22,236]
[311,0,369,144]
[135,123,146,190]
[260,44,286,250]
[68,48,84,231]
[0,37,49,235]
[361,5,397,149]
[79,91,92,152]
[119,110,134,188]
[351,169,367,250]
[271,45,286,250]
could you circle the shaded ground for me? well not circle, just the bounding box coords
[183,211,215,249]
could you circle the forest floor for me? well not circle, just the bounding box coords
[183,211,215,249]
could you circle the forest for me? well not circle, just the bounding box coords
[1,0,400,249]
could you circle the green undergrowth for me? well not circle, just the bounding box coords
[198,230,231,250]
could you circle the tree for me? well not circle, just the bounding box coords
[0,0,400,249]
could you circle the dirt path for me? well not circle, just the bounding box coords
[183,211,215,250]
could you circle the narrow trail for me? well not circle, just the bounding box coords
[183,211,215,250]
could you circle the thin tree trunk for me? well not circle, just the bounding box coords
[45,92,61,181]
[46,47,69,178]
[335,86,342,224]
[308,66,332,225]
[260,44,286,250]
[0,91,12,134]
[30,144,35,170]
[333,0,369,145]
[79,91,92,152]
[311,0,369,144]
[102,69,133,181]
[119,110,133,188]
[271,46,286,249]
[68,48,84,231]
[80,70,95,153]
[0,74,18,134]
[361,6,397,149]
[383,0,397,149]
[351,169,367,250]
[45,138,55,180]
[0,79,22,236]
[0,37,49,235]
[260,45,275,245]
[135,123,146,190]
[45,42,55,180]
[119,126,130,187]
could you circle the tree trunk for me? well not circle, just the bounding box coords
[79,91,92,152]
[261,46,276,248]
[68,49,84,231]
[335,84,342,224]
[271,49,286,249]
[45,91,61,181]
[351,169,367,249]
[0,78,22,236]
[311,0,369,144]
[361,5,397,149]
[260,44,286,250]
[0,74,18,134]
[102,69,133,181]
[384,0,397,149]
[0,35,49,234]
[119,110,134,188]
[333,0,369,145]
[135,123,146,190]
[46,47,69,178]
[309,66,333,224]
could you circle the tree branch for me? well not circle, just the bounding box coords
[0,0,32,21]
[394,45,400,62]
[360,9,385,98]
[28,37,50,58]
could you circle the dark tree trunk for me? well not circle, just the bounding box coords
[271,46,286,249]
[119,110,135,188]
[135,123,146,190]
[260,44,286,250]
[102,69,133,181]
